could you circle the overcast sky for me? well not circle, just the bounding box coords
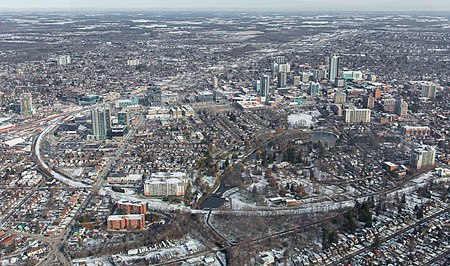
[2,0,450,12]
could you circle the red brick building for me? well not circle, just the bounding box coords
[107,214,145,231]
[117,199,147,215]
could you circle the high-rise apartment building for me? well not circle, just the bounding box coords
[312,68,327,81]
[344,108,371,124]
[91,108,111,140]
[362,95,375,109]
[20,93,34,117]
[57,55,71,66]
[421,83,437,99]
[278,63,290,73]
[329,55,340,82]
[260,75,270,99]
[373,88,382,99]
[334,92,347,104]
[293,76,301,86]
[213,76,219,88]
[411,147,436,170]
[395,99,408,117]
[307,82,321,96]
[144,178,185,197]
[274,56,286,64]
[381,98,396,112]
[277,72,287,88]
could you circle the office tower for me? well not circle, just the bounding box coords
[344,108,371,124]
[329,55,340,82]
[260,75,270,99]
[147,85,162,106]
[277,72,287,88]
[118,110,129,127]
[91,108,112,140]
[411,147,436,170]
[421,83,437,99]
[307,82,321,96]
[20,93,34,117]
[362,95,375,109]
[293,76,301,86]
[395,99,408,117]
[213,76,219,88]
[334,92,347,104]
[57,55,71,66]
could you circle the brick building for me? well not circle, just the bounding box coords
[117,199,147,214]
[107,214,145,231]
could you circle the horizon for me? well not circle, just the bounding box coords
[1,0,450,12]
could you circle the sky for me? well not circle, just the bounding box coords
[1,0,450,12]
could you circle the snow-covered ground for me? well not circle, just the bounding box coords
[100,187,204,214]
[287,111,321,128]
[202,175,217,187]
[73,236,206,265]
[287,113,315,128]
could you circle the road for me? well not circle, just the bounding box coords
[38,113,146,265]
[4,103,145,265]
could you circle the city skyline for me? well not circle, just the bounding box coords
[2,0,450,12]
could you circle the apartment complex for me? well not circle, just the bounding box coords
[344,108,371,124]
[410,147,436,170]
[107,214,145,231]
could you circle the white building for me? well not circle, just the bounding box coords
[144,178,185,197]
[127,59,140,66]
[57,55,71,66]
[411,147,436,170]
[329,55,340,82]
[344,108,371,124]
[421,82,437,99]
[143,172,187,197]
